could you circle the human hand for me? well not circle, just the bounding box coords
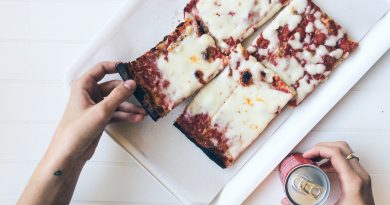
[281,141,374,205]
[48,61,146,163]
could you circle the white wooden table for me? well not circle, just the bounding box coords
[0,1,388,204]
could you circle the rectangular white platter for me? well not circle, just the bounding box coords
[65,0,390,204]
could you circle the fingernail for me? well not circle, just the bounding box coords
[123,80,135,90]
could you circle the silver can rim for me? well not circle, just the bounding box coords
[285,164,331,205]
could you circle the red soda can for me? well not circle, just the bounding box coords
[279,153,330,205]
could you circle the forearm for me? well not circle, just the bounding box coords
[18,147,85,205]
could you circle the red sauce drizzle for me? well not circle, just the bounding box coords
[279,0,290,6]
[322,55,336,70]
[256,34,270,49]
[313,31,326,45]
[272,76,291,93]
[277,25,290,42]
[223,37,239,47]
[338,35,358,53]
[203,47,224,62]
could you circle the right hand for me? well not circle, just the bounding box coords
[281,141,374,205]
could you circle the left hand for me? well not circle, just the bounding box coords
[48,61,146,163]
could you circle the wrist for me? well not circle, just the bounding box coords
[46,153,86,172]
[49,131,91,164]
[341,196,367,205]
[45,143,87,171]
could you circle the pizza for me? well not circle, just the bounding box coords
[184,0,290,53]
[248,0,358,105]
[124,16,227,121]
[175,44,295,168]
[117,0,359,168]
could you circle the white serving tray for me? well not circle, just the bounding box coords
[65,0,390,204]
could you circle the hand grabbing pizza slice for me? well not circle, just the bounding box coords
[123,16,227,120]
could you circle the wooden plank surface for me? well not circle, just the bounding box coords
[0,0,388,204]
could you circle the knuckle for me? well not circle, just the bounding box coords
[128,114,142,122]
[331,146,342,155]
[337,141,348,147]
[353,175,364,187]
[71,79,81,89]
[337,141,351,150]
[111,87,125,100]
[95,61,106,67]
[362,172,372,185]
[96,105,111,120]
[72,77,89,89]
[127,115,138,122]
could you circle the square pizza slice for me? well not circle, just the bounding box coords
[125,16,227,121]
[175,44,295,168]
[248,0,358,105]
[184,0,290,53]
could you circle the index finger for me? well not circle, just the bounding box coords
[303,145,356,180]
[82,61,119,82]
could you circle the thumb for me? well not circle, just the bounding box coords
[99,80,136,113]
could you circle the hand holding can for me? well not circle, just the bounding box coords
[280,141,375,205]
[279,153,330,205]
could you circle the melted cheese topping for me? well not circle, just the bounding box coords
[311,10,346,47]
[195,0,283,51]
[157,23,223,108]
[186,68,237,117]
[325,30,345,47]
[250,0,350,105]
[263,57,304,85]
[329,48,343,59]
[296,45,328,65]
[314,12,328,34]
[305,22,314,32]
[185,44,294,160]
[289,33,303,49]
[295,75,316,103]
[306,64,326,75]
[261,0,308,52]
[187,44,255,116]
[211,74,293,159]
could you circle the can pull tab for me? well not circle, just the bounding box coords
[292,175,323,199]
